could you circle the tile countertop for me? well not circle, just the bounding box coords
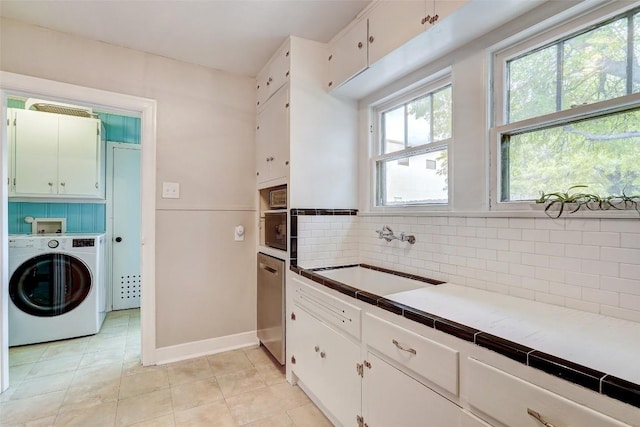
[385,283,640,385]
[292,264,640,409]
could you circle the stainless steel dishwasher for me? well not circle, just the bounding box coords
[257,253,285,365]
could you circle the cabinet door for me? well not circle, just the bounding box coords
[257,87,289,185]
[363,352,462,427]
[290,306,361,427]
[368,1,425,65]
[14,109,59,195]
[256,68,268,111]
[267,43,290,99]
[255,110,269,182]
[269,87,289,182]
[429,0,468,24]
[57,115,101,197]
[327,17,368,89]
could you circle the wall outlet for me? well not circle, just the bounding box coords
[162,182,180,199]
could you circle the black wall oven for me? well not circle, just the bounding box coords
[264,211,287,251]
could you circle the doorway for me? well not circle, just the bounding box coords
[0,71,157,392]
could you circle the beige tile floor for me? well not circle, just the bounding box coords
[1,309,332,427]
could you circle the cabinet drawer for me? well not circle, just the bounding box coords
[467,358,631,427]
[364,313,459,396]
[292,277,361,339]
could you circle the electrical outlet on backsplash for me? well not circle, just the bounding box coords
[295,211,640,323]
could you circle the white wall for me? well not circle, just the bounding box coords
[0,18,257,348]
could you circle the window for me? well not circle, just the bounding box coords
[373,83,451,207]
[495,6,640,204]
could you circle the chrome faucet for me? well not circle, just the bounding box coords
[375,225,416,244]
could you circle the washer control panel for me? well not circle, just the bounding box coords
[72,238,95,248]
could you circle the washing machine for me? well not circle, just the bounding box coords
[8,234,107,346]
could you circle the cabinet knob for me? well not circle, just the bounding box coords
[257,85,260,90]
[285,51,290,57]
[368,36,374,44]
[291,355,296,364]
[357,41,363,49]
[328,81,333,88]
[314,345,320,352]
[115,237,123,243]
[268,77,273,82]
[291,312,296,320]
[60,182,65,186]
[269,156,274,161]
[328,54,333,61]
[48,182,53,186]
[285,161,289,166]
[285,103,290,108]
[320,351,326,358]
[421,16,427,24]
[266,157,270,162]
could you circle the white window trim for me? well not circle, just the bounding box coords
[369,74,452,213]
[490,1,640,213]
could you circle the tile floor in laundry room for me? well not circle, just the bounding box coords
[0,309,332,426]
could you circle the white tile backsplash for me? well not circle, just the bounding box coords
[296,214,640,323]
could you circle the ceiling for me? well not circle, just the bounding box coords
[0,0,371,77]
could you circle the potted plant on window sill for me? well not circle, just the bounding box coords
[535,185,640,219]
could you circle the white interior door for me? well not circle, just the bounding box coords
[111,145,141,310]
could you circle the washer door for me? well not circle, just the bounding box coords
[9,253,92,317]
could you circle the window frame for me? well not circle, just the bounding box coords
[490,1,640,212]
[370,75,453,212]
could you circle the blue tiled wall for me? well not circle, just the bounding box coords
[97,113,141,144]
[7,99,140,234]
[9,203,106,234]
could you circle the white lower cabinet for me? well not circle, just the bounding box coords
[289,304,361,427]
[362,352,462,427]
[467,358,631,427]
[287,276,634,427]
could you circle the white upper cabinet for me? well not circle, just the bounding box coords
[426,0,467,26]
[9,109,103,199]
[327,0,472,93]
[256,41,291,112]
[13,109,59,195]
[254,36,357,208]
[57,114,102,197]
[327,17,368,90]
[256,86,289,185]
[367,1,425,66]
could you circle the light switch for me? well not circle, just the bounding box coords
[235,225,245,241]
[162,182,180,199]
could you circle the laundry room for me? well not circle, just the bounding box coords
[5,95,142,347]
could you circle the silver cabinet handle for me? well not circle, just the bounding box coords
[392,339,417,355]
[527,409,555,427]
[320,351,326,358]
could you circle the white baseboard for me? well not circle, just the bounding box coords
[154,330,259,365]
